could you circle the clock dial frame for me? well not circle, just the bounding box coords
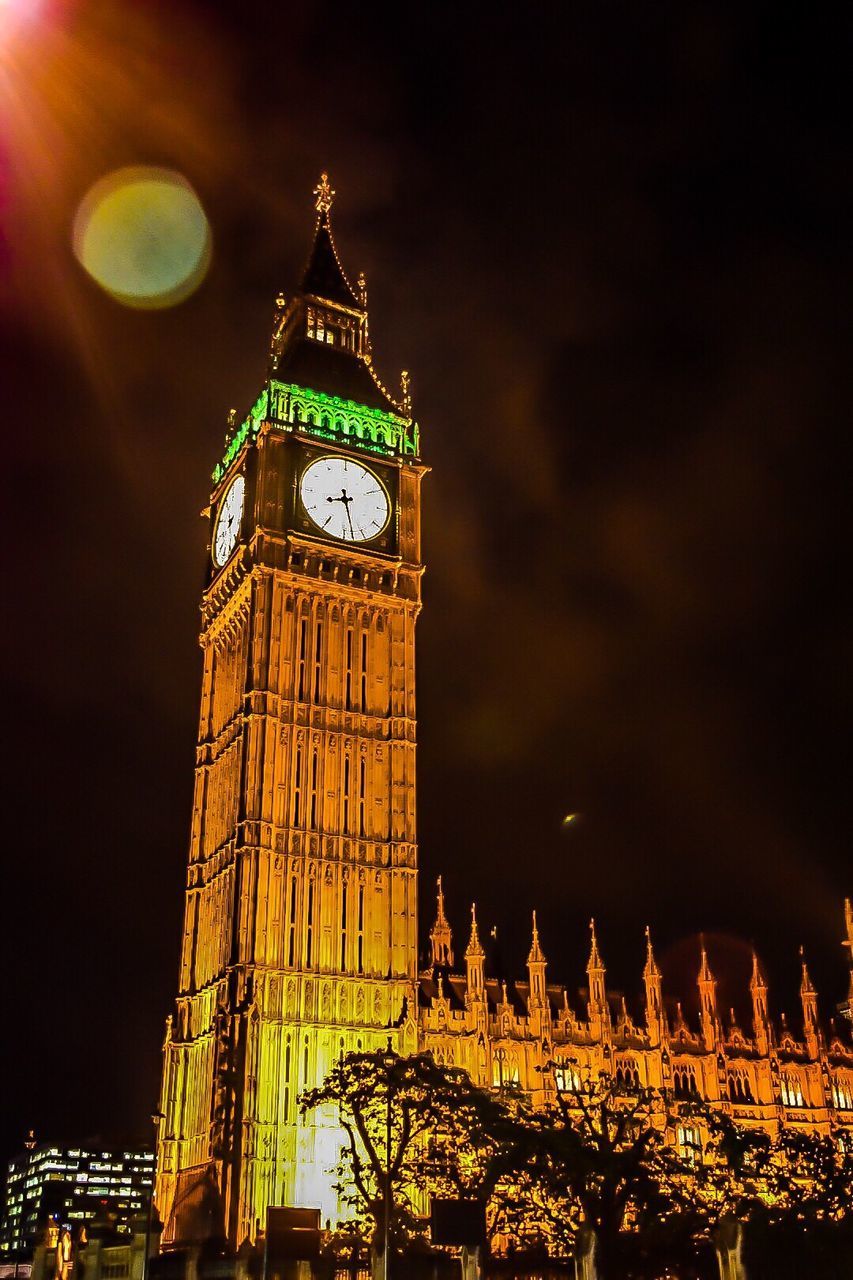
[212,473,245,568]
[299,455,391,544]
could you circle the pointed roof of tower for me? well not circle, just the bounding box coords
[300,173,361,308]
[698,936,715,985]
[268,173,407,418]
[527,910,547,966]
[429,876,454,968]
[587,918,605,972]
[465,903,485,961]
[799,946,816,996]
[643,925,661,980]
[750,948,768,992]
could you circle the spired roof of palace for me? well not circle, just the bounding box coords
[416,963,853,1065]
[418,969,640,1025]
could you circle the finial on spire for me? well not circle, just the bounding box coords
[799,945,815,994]
[750,947,767,991]
[527,909,546,965]
[698,935,714,984]
[466,902,485,960]
[314,171,335,215]
[587,918,604,971]
[429,876,453,968]
[643,925,661,979]
[401,370,412,416]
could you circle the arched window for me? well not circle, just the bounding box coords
[781,1073,804,1108]
[357,883,365,975]
[728,1071,754,1104]
[674,1065,699,1099]
[554,1059,581,1094]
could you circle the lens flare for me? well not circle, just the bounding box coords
[72,166,211,308]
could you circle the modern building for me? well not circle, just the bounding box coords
[0,1141,154,1257]
[154,174,853,1250]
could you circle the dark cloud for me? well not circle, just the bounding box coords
[2,0,851,1165]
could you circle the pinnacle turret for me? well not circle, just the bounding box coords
[643,926,664,1045]
[799,946,820,1059]
[465,903,485,960]
[464,903,486,1001]
[750,947,771,1055]
[697,936,719,1051]
[587,918,605,973]
[429,876,454,968]
[643,925,661,979]
[527,910,547,966]
[750,948,767,992]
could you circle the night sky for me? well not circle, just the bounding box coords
[2,2,851,1169]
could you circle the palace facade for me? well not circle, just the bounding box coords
[419,883,853,1159]
[154,176,852,1250]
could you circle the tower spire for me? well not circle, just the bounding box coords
[526,910,548,1016]
[527,910,546,965]
[643,924,661,979]
[300,170,360,308]
[465,902,485,960]
[429,876,454,968]
[587,918,604,972]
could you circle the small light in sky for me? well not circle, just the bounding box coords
[562,813,580,828]
[73,166,211,309]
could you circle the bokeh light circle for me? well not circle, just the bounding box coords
[73,166,211,309]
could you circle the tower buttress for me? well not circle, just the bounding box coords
[429,876,454,968]
[698,937,719,1051]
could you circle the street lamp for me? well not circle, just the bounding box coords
[381,1040,397,1280]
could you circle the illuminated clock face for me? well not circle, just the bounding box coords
[300,456,390,543]
[212,474,245,567]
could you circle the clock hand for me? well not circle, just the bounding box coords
[338,489,356,539]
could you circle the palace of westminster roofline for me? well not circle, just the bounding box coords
[417,882,853,1125]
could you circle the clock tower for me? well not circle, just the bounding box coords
[155,175,424,1246]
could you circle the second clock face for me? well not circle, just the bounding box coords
[213,473,245,567]
[300,456,390,543]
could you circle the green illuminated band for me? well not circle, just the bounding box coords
[212,381,419,482]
